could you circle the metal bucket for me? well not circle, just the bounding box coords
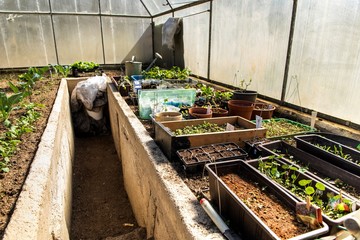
[125,61,142,77]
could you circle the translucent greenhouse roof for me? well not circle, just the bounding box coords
[0,0,205,17]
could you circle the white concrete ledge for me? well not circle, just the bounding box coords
[4,78,222,240]
[107,83,223,240]
[3,79,76,240]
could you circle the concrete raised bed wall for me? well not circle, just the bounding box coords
[107,83,223,240]
[3,78,76,240]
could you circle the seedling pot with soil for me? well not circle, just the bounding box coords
[176,142,247,172]
[251,102,276,120]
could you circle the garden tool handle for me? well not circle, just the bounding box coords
[200,198,242,240]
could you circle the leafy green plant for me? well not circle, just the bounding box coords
[0,103,42,173]
[142,66,191,80]
[214,90,233,103]
[18,66,49,97]
[0,92,23,122]
[257,156,353,219]
[71,61,99,72]
[174,121,225,135]
[117,76,132,90]
[50,64,71,77]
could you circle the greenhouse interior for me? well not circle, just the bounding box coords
[1,0,360,239]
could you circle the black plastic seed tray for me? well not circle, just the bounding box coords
[245,156,360,226]
[206,159,329,239]
[176,142,247,172]
[295,134,360,176]
[259,140,360,196]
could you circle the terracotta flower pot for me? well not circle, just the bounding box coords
[189,107,212,118]
[228,100,254,120]
[212,108,228,118]
[251,102,276,120]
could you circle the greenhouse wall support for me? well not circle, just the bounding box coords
[3,79,75,240]
[107,83,223,240]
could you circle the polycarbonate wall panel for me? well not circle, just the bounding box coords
[175,3,210,78]
[141,0,171,16]
[102,17,153,64]
[287,1,360,125]
[153,14,174,68]
[0,0,49,11]
[53,15,103,64]
[100,0,149,16]
[50,0,99,13]
[0,14,56,68]
[210,0,292,99]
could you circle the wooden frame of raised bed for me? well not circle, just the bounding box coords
[154,116,266,160]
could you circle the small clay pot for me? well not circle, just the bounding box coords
[212,108,229,117]
[189,107,212,118]
[251,102,276,120]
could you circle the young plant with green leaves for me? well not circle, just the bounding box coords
[315,143,353,162]
[0,103,42,173]
[71,61,99,72]
[50,64,71,78]
[257,156,354,219]
[18,66,49,97]
[142,66,191,80]
[0,91,23,123]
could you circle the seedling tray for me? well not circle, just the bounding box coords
[176,142,247,172]
[243,137,272,158]
[244,156,360,226]
[295,134,360,176]
[154,116,266,160]
[254,118,317,139]
[259,140,360,195]
[206,159,329,239]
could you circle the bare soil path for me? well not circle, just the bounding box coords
[71,134,145,240]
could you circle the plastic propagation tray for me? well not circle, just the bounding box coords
[244,156,360,226]
[295,134,360,176]
[254,118,317,139]
[259,140,360,197]
[176,142,247,172]
[206,159,329,240]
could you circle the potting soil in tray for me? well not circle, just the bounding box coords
[206,160,329,240]
[254,118,316,139]
[176,142,247,171]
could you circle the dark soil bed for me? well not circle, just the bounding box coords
[0,70,136,238]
